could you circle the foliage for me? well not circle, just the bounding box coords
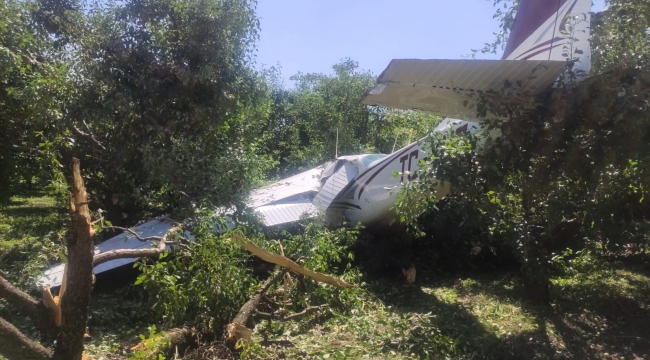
[134,210,256,334]
[0,0,68,204]
[63,0,272,214]
[247,255,650,360]
[393,0,650,301]
[129,325,168,360]
[2,0,274,220]
[396,64,650,301]
[471,0,519,56]
[592,0,650,73]
[260,59,441,178]
[263,221,361,308]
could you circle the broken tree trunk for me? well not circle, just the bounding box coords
[225,268,287,349]
[230,234,353,289]
[51,158,96,360]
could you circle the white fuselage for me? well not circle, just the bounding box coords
[324,119,488,229]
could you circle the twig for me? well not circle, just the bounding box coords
[254,305,329,322]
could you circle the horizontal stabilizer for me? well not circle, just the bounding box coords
[361,59,567,120]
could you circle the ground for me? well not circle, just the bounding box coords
[1,193,649,359]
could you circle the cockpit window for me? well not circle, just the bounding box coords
[360,154,387,168]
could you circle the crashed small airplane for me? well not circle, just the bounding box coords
[40,0,593,287]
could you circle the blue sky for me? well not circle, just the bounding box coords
[254,0,607,86]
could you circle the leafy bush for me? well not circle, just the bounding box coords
[135,211,257,334]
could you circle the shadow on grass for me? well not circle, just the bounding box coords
[363,263,650,359]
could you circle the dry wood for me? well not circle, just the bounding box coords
[225,268,287,348]
[42,262,67,326]
[230,234,353,289]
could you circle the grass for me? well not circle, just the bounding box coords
[251,262,650,359]
[0,193,68,292]
[1,193,650,359]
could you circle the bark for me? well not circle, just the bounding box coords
[52,158,96,360]
[92,232,171,268]
[0,275,57,340]
[225,268,287,348]
[70,125,105,150]
[230,234,353,289]
[0,317,52,360]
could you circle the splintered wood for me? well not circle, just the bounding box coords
[229,234,353,289]
[43,262,67,326]
[225,268,287,348]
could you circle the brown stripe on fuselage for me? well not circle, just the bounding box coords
[356,142,420,199]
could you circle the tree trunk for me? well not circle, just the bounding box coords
[521,186,551,304]
[52,158,96,360]
[523,276,551,305]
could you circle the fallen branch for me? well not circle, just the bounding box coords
[0,317,52,360]
[130,327,196,356]
[92,228,177,268]
[254,305,329,322]
[230,234,353,289]
[0,275,57,340]
[101,224,167,243]
[225,268,287,348]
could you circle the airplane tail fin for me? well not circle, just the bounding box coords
[502,0,592,76]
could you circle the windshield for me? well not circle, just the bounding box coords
[360,154,387,168]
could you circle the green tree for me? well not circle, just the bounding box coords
[0,0,67,203]
[62,0,271,217]
[2,0,274,219]
[261,59,440,178]
[398,0,650,303]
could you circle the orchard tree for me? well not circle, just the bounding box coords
[397,0,650,302]
[62,0,272,219]
[2,0,273,219]
[261,59,440,178]
[0,0,68,203]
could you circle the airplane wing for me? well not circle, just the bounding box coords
[254,199,318,227]
[39,219,194,288]
[247,166,323,208]
[360,59,567,120]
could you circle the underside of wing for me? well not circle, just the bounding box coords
[361,59,567,120]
